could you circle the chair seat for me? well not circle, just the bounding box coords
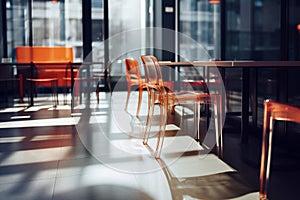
[26,78,58,107]
[167,92,211,105]
[182,79,206,86]
[27,78,58,82]
[128,79,145,85]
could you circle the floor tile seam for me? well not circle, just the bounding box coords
[0,176,56,186]
[55,169,103,179]
[52,161,60,200]
[56,143,100,178]
[53,133,68,198]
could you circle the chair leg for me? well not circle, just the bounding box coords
[196,102,201,143]
[18,74,24,103]
[218,95,223,158]
[63,79,67,105]
[96,82,100,104]
[170,105,175,114]
[143,89,155,145]
[63,86,67,105]
[213,99,220,157]
[136,86,143,116]
[259,110,274,200]
[51,80,58,107]
[124,85,131,111]
[55,80,58,106]
[154,99,168,158]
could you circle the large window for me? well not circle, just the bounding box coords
[224,0,300,131]
[3,1,299,76]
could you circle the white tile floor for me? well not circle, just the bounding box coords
[2,91,299,199]
[0,93,172,200]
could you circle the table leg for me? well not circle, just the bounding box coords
[30,62,34,106]
[252,68,258,130]
[241,68,249,143]
[71,63,74,109]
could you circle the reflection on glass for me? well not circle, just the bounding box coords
[226,0,281,60]
[6,0,84,61]
[179,0,220,60]
[108,0,152,76]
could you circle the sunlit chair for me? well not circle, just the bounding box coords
[140,55,223,158]
[259,99,300,200]
[124,58,147,116]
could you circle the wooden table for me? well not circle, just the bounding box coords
[158,60,300,143]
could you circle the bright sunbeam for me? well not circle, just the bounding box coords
[0,107,26,113]
[0,117,81,129]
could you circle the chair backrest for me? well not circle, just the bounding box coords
[140,55,164,88]
[260,99,300,199]
[124,58,142,83]
[16,46,74,62]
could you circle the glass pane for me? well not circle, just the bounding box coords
[65,0,83,61]
[7,0,83,61]
[253,0,281,60]
[91,0,104,75]
[6,0,28,60]
[225,0,281,122]
[226,0,251,60]
[31,0,82,61]
[32,1,59,46]
[179,0,220,61]
[92,0,104,43]
[226,0,281,60]
[288,0,300,108]
[108,0,153,76]
[288,0,300,61]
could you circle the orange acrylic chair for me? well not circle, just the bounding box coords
[259,99,300,200]
[124,58,147,116]
[140,55,223,158]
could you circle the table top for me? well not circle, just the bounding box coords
[158,60,300,67]
[1,60,300,67]
[0,61,103,65]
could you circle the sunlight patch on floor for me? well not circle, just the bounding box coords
[0,117,80,129]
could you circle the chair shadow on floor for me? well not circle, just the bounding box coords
[156,153,258,200]
[139,55,262,199]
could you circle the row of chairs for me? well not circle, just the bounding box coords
[125,56,223,157]
[124,55,300,199]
